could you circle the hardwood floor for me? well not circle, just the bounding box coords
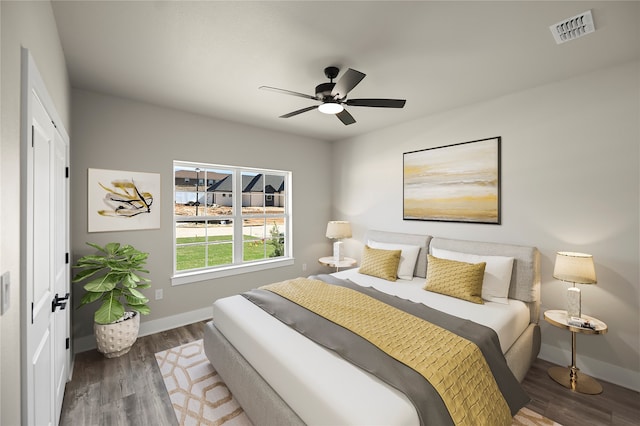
[521,358,640,426]
[60,321,639,426]
[60,321,206,426]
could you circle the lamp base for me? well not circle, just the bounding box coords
[567,286,581,318]
[333,241,344,261]
[548,366,603,394]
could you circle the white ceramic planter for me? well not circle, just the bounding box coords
[94,312,140,358]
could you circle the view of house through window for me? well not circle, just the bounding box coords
[174,161,291,277]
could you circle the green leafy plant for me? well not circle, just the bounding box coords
[268,221,284,257]
[72,242,151,324]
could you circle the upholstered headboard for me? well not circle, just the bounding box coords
[364,231,541,323]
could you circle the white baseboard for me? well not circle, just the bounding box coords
[73,306,213,354]
[539,343,639,392]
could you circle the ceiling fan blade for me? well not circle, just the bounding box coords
[345,98,406,108]
[331,69,366,99]
[260,86,318,101]
[336,109,356,125]
[279,105,319,118]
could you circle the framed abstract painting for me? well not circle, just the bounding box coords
[403,137,501,224]
[88,168,161,232]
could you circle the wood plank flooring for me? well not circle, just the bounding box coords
[521,358,640,426]
[60,321,639,426]
[60,321,206,426]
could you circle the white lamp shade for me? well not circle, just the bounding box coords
[325,221,352,239]
[553,251,597,284]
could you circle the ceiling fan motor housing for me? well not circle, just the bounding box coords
[316,66,341,100]
[315,82,336,100]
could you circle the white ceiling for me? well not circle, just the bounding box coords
[51,1,639,142]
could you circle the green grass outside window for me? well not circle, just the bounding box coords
[176,235,278,271]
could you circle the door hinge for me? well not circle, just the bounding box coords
[65,167,69,178]
[31,126,34,147]
[31,302,34,324]
[66,337,70,350]
[65,252,69,264]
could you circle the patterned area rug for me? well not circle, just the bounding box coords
[155,340,252,426]
[156,340,561,426]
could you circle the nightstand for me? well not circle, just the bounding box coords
[544,309,608,394]
[318,256,356,272]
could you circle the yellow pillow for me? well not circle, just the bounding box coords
[424,255,485,304]
[359,245,402,282]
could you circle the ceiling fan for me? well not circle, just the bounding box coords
[259,66,406,125]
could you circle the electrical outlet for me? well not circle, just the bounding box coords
[155,289,163,300]
[1,272,10,315]
[302,263,307,272]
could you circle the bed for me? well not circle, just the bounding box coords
[203,231,541,425]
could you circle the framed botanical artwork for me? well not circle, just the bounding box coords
[403,137,501,224]
[88,168,161,232]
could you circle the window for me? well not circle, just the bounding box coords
[172,161,292,285]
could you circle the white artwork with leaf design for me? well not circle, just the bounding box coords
[88,168,160,232]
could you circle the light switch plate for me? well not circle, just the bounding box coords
[1,272,10,315]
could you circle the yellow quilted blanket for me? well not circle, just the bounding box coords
[263,277,512,426]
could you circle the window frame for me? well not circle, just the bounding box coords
[172,161,293,286]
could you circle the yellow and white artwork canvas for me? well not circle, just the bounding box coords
[403,137,501,224]
[88,168,161,232]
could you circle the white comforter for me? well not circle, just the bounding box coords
[212,270,530,426]
[333,269,530,353]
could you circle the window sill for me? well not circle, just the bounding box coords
[171,257,295,286]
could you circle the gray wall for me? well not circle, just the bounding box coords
[332,60,640,390]
[0,1,71,425]
[70,89,333,345]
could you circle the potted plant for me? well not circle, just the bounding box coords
[72,242,151,358]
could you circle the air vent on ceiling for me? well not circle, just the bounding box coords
[550,10,595,44]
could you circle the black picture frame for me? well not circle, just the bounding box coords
[403,136,501,224]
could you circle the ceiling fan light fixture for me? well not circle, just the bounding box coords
[318,102,344,115]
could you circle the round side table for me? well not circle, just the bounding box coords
[544,309,608,394]
[318,256,356,272]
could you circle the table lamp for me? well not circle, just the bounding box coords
[553,251,597,318]
[325,221,352,261]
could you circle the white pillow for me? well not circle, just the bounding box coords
[430,248,514,304]
[368,240,421,280]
